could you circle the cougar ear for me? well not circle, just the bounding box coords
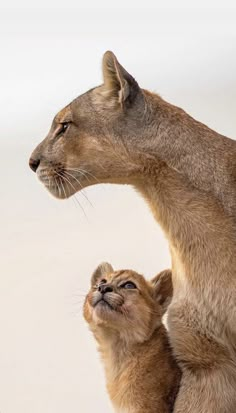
[102,51,140,106]
[91,262,114,286]
[151,270,173,313]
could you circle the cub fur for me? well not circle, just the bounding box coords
[83,263,181,413]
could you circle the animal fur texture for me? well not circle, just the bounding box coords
[83,264,181,413]
[30,51,236,412]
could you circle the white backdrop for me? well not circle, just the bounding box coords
[1,3,236,412]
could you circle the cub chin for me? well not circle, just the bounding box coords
[83,263,181,413]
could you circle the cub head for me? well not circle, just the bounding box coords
[83,263,172,343]
[29,51,153,199]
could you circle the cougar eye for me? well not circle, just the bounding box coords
[56,122,70,138]
[121,281,137,289]
[99,279,107,285]
[61,122,69,132]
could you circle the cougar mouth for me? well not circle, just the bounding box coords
[37,166,80,199]
[37,172,68,199]
[37,165,96,199]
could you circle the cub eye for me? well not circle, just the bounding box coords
[121,281,137,289]
[99,279,107,285]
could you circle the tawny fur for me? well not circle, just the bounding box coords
[30,51,236,412]
[83,264,181,413]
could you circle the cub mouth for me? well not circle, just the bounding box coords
[94,297,115,311]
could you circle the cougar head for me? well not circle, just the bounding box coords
[29,51,151,199]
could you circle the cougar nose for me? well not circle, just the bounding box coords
[98,284,113,294]
[29,157,40,173]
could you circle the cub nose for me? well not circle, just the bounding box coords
[29,157,40,173]
[98,284,113,294]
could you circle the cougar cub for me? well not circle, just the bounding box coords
[83,263,181,413]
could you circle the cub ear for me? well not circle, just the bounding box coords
[91,262,114,286]
[151,270,173,313]
[102,50,140,106]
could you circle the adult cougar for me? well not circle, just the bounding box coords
[30,52,236,412]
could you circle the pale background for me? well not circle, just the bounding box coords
[0,2,236,412]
